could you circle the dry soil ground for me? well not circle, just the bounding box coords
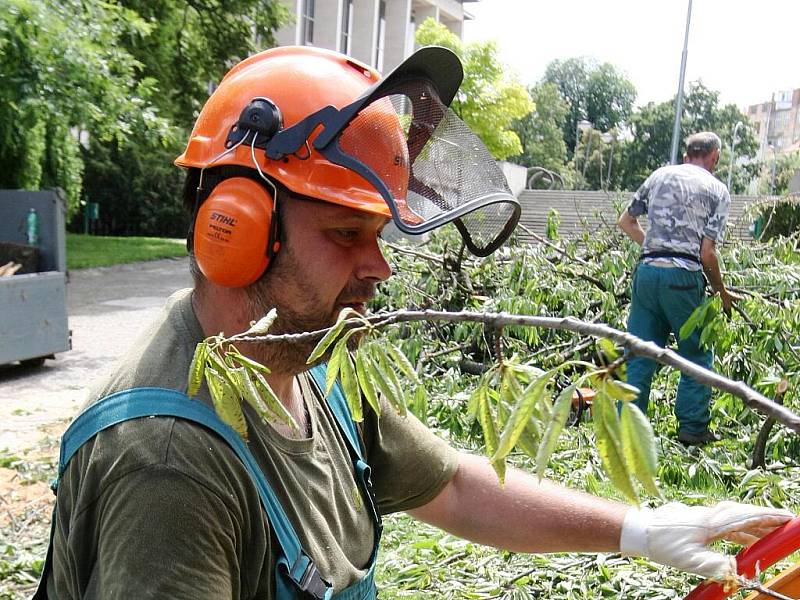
[0,257,191,598]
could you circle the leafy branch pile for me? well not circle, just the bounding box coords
[184,219,800,597]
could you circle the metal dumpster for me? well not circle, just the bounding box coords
[0,189,70,366]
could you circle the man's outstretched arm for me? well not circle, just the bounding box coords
[410,451,794,580]
[409,452,626,553]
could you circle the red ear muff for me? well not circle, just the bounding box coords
[194,177,275,287]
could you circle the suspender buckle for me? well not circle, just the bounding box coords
[296,556,331,599]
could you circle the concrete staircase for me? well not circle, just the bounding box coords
[514,190,776,244]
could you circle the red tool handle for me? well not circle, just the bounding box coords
[684,517,800,599]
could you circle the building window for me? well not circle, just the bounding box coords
[340,0,353,54]
[773,110,790,133]
[301,0,315,45]
[374,0,386,71]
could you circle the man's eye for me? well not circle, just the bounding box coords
[336,229,358,240]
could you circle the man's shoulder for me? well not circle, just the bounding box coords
[62,410,256,515]
[85,288,202,407]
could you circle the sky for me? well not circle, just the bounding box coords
[462,0,799,111]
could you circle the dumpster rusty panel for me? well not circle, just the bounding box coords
[0,272,69,364]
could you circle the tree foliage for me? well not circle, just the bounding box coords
[0,0,173,217]
[510,82,569,173]
[415,19,534,161]
[618,82,758,192]
[113,0,290,130]
[0,0,289,228]
[543,57,636,157]
[80,0,290,236]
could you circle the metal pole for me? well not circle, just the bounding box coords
[599,143,604,190]
[726,121,743,190]
[669,0,692,164]
[581,134,592,179]
[770,148,777,195]
[607,141,614,189]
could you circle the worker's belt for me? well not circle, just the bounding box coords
[640,251,702,266]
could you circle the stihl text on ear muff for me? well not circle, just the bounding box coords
[193,176,281,288]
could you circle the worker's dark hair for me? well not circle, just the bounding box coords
[685,132,721,158]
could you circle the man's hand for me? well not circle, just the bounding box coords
[620,501,794,580]
[719,289,742,316]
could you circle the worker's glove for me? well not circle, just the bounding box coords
[620,501,794,580]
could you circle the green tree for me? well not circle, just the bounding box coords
[0,0,173,217]
[543,57,636,157]
[79,0,290,235]
[618,81,758,192]
[415,19,533,161]
[510,82,568,173]
[114,0,290,130]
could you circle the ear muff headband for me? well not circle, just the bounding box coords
[193,177,280,287]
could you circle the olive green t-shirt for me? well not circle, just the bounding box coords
[47,289,459,599]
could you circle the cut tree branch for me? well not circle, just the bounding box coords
[234,309,800,434]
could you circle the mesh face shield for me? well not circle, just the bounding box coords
[264,47,520,256]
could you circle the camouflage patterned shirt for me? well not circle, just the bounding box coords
[627,163,730,271]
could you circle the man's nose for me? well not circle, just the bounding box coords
[356,237,392,282]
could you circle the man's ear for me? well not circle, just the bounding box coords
[709,149,720,170]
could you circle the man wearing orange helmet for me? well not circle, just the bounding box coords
[35,47,791,599]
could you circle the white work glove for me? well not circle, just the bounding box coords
[620,501,794,580]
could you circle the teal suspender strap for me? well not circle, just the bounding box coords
[308,365,364,459]
[39,386,332,600]
[309,364,383,600]
[35,363,380,600]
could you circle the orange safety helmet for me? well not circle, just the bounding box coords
[177,46,412,219]
[177,44,520,287]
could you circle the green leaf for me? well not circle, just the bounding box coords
[598,338,619,361]
[493,369,552,464]
[385,343,421,384]
[475,383,506,484]
[339,349,363,422]
[535,383,575,480]
[411,385,428,418]
[467,382,485,420]
[234,368,268,419]
[592,391,638,504]
[206,348,240,391]
[355,350,381,417]
[251,371,298,430]
[325,340,344,397]
[206,368,248,440]
[365,347,406,416]
[187,341,207,397]
[679,302,705,340]
[229,351,271,375]
[515,422,540,461]
[377,347,409,415]
[306,307,360,364]
[620,403,661,498]
[701,295,721,327]
[243,308,277,335]
[603,379,639,402]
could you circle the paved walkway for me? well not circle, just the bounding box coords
[0,258,192,453]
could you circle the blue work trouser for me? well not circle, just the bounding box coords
[625,263,712,434]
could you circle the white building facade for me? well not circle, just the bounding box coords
[274,0,475,73]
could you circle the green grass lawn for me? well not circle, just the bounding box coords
[66,234,187,269]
